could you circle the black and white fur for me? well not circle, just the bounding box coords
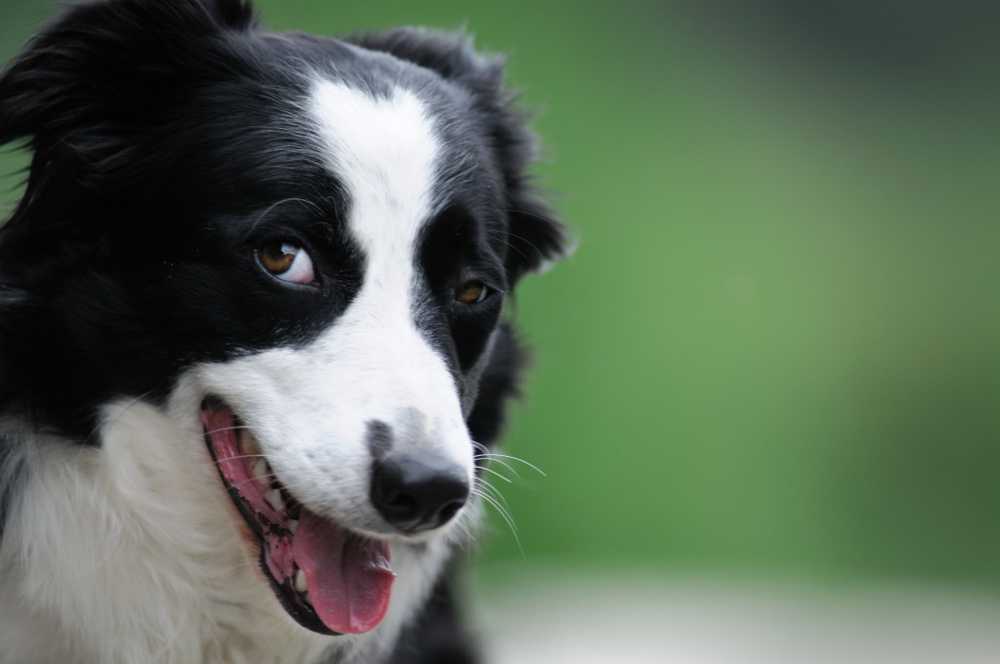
[0,1,567,662]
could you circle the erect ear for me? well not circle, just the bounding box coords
[0,0,256,169]
[350,28,571,286]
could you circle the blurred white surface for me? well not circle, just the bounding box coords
[477,574,1000,664]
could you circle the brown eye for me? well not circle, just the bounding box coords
[256,241,315,284]
[455,280,490,305]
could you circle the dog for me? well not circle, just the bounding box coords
[0,1,567,662]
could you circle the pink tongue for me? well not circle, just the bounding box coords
[291,510,395,634]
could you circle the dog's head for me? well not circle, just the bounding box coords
[0,0,566,638]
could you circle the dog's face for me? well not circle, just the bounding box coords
[0,0,565,641]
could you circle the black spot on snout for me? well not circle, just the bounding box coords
[366,420,393,459]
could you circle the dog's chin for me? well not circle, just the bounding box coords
[199,398,396,637]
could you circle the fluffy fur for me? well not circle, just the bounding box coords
[0,1,566,662]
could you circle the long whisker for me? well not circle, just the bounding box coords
[474,477,516,526]
[472,487,523,557]
[472,441,526,479]
[472,486,515,531]
[474,454,521,479]
[476,464,513,484]
[476,477,512,510]
[203,425,254,436]
[85,390,156,445]
[477,452,547,477]
[214,453,274,465]
[245,197,326,237]
[451,507,480,548]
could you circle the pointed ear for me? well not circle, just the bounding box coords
[350,28,571,286]
[0,0,256,154]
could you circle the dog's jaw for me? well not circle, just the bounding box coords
[0,393,464,664]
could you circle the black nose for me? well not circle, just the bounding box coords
[371,454,470,533]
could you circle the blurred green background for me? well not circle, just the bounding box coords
[3,0,999,597]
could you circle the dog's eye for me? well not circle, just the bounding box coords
[454,280,491,305]
[256,241,315,285]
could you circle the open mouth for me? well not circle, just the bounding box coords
[200,398,395,635]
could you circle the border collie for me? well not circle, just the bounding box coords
[0,1,567,662]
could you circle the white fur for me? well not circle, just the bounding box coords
[0,396,465,663]
[0,80,479,663]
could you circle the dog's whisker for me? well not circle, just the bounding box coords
[85,390,157,445]
[476,476,512,509]
[479,474,505,493]
[472,478,515,521]
[475,464,513,484]
[470,440,493,455]
[214,454,275,465]
[451,511,480,549]
[245,197,327,237]
[475,455,522,479]
[485,227,537,262]
[478,486,514,523]
[472,443,525,479]
[476,452,547,477]
[471,487,523,557]
[202,425,255,436]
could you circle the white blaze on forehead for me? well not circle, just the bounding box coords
[309,80,439,265]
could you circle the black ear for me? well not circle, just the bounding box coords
[0,0,258,259]
[350,28,571,286]
[0,0,256,167]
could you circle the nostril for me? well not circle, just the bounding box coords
[436,499,464,526]
[371,453,469,533]
[382,491,419,521]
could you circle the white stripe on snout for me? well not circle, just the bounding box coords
[303,79,470,475]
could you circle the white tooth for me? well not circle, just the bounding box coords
[288,519,298,534]
[370,557,394,575]
[265,489,284,512]
[252,459,269,483]
[295,569,307,593]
